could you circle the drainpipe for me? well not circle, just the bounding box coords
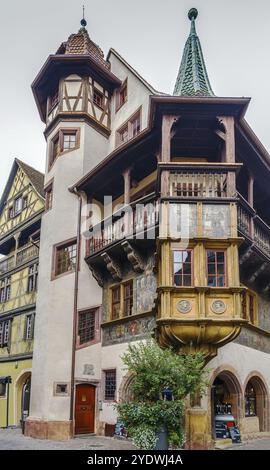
[69,187,82,436]
[5,376,12,428]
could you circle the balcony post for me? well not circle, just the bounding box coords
[161,115,179,162]
[218,116,236,197]
[123,168,132,205]
[13,232,21,266]
[248,173,255,238]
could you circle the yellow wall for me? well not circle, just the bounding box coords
[0,358,32,427]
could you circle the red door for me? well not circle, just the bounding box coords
[75,384,95,434]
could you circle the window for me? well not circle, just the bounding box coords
[116,80,127,110]
[111,286,121,320]
[0,277,11,303]
[54,382,70,396]
[45,181,53,212]
[116,109,141,146]
[27,263,38,292]
[207,251,226,287]
[93,89,104,109]
[104,370,116,401]
[78,309,97,346]
[54,240,77,277]
[123,281,133,317]
[245,382,257,417]
[0,320,11,347]
[49,129,79,168]
[173,250,193,286]
[0,382,6,397]
[24,314,34,340]
[9,195,27,219]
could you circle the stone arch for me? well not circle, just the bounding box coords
[243,371,269,432]
[118,372,135,403]
[15,370,31,427]
[209,365,243,438]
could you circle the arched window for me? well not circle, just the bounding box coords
[245,382,257,417]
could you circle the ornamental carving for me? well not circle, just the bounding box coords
[121,241,144,273]
[101,252,122,281]
[211,300,226,315]
[177,300,192,314]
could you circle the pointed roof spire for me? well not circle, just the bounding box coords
[173,8,214,97]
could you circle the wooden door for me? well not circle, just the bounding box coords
[75,384,95,434]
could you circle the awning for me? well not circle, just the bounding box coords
[0,376,12,384]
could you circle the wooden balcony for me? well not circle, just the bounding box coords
[0,244,39,275]
[237,193,270,261]
[158,162,242,199]
[86,194,159,257]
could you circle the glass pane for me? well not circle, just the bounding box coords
[208,276,216,287]
[217,252,225,263]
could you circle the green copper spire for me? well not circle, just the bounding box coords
[173,8,214,96]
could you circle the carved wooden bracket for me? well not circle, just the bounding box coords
[101,252,122,280]
[248,262,267,283]
[121,241,144,273]
[239,246,254,265]
[88,264,104,287]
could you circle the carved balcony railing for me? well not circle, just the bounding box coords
[86,194,159,257]
[237,193,270,260]
[158,163,242,199]
[0,244,39,275]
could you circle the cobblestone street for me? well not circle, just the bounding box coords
[0,428,135,450]
[226,438,270,450]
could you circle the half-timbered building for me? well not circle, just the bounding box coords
[0,159,44,429]
[25,9,270,448]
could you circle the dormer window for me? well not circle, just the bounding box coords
[9,195,27,219]
[93,89,104,109]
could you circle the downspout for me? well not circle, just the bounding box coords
[69,187,82,435]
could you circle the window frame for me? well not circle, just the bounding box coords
[93,88,105,109]
[116,79,128,112]
[0,381,7,398]
[44,179,54,212]
[123,280,134,317]
[0,276,11,303]
[111,285,121,320]
[52,238,77,280]
[103,369,117,402]
[27,263,39,293]
[8,194,27,219]
[48,128,80,170]
[116,108,141,146]
[206,250,227,288]
[0,320,11,348]
[172,249,194,287]
[76,307,100,349]
[24,313,35,341]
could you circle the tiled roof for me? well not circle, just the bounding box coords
[15,159,45,198]
[57,22,110,70]
[174,8,214,97]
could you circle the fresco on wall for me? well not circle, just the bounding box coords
[169,204,197,238]
[102,314,156,346]
[203,204,231,238]
[136,273,157,314]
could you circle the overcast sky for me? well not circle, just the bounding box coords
[0,0,270,191]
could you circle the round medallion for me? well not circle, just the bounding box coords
[177,300,192,314]
[211,300,226,315]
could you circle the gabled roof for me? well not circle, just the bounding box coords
[174,8,214,97]
[107,48,166,96]
[0,159,45,214]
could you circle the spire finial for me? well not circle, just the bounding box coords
[188,8,198,21]
[81,5,87,28]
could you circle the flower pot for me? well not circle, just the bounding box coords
[155,425,168,450]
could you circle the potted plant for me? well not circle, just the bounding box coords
[116,339,207,450]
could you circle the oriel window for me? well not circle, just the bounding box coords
[173,250,193,286]
[27,263,39,292]
[0,277,11,303]
[207,251,226,287]
[54,240,77,276]
[123,281,133,317]
[104,370,116,401]
[111,286,121,320]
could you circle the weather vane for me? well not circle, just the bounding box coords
[81,4,87,28]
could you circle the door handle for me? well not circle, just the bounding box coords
[81,406,87,411]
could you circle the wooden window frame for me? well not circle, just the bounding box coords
[103,369,117,402]
[93,88,105,110]
[8,193,27,219]
[123,280,134,317]
[111,285,121,320]
[116,107,142,147]
[0,320,11,348]
[52,238,77,280]
[48,128,80,170]
[0,381,7,398]
[53,382,70,397]
[207,250,227,288]
[76,306,101,349]
[115,79,128,112]
[24,313,35,341]
[172,249,194,287]
[44,179,54,212]
[0,276,11,303]
[241,288,258,326]
[27,263,39,293]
